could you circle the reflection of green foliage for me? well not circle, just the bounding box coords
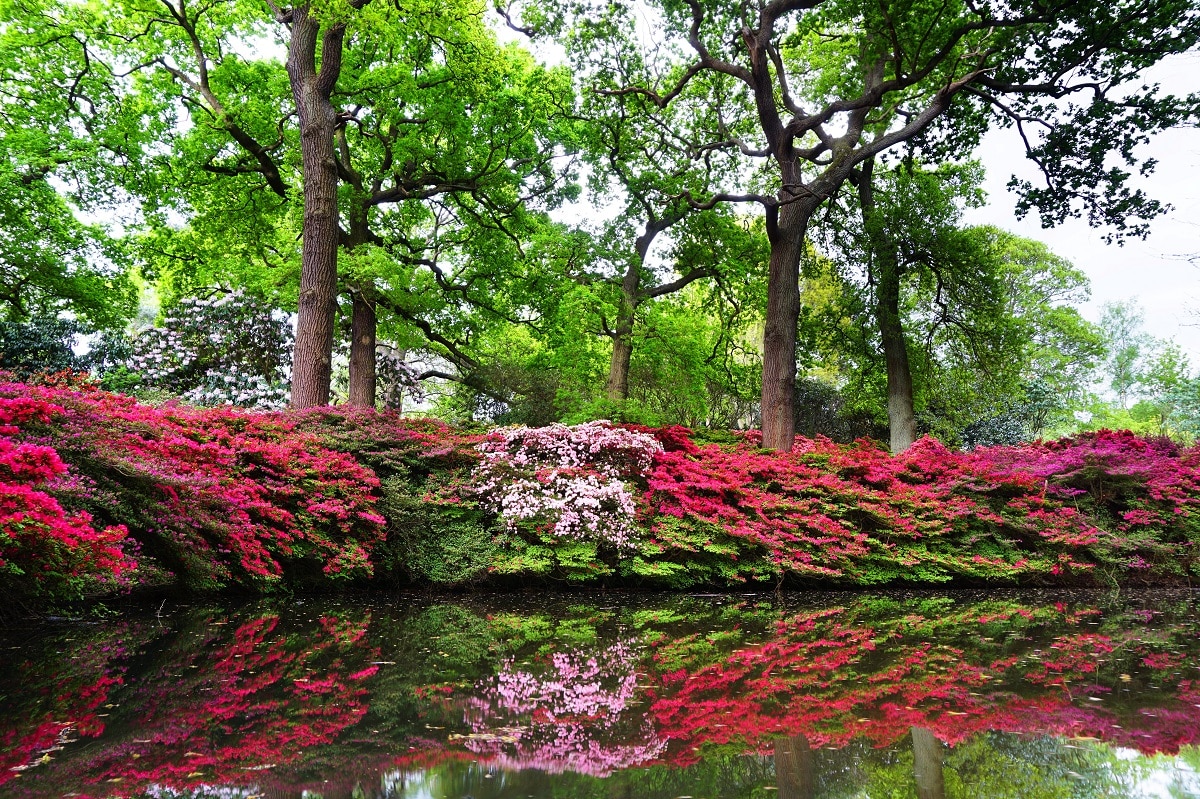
[946,733,1125,799]
[407,752,775,799]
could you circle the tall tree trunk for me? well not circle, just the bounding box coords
[911,727,946,799]
[858,156,917,453]
[347,290,376,406]
[877,249,918,452]
[605,265,640,402]
[774,734,816,799]
[286,5,348,409]
[605,326,635,401]
[344,197,376,407]
[761,200,809,451]
[605,224,663,403]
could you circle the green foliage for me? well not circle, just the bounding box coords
[375,476,497,586]
[0,0,138,332]
[0,318,82,378]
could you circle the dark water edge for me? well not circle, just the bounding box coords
[2,589,1199,798]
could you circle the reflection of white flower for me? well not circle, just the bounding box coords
[464,639,665,777]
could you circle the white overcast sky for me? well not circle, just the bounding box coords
[962,54,1200,359]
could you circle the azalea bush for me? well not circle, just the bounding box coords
[473,421,662,578]
[0,392,134,604]
[2,378,384,593]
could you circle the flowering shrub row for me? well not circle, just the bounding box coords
[3,377,1200,605]
[637,428,1200,586]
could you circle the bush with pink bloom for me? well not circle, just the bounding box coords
[474,421,662,551]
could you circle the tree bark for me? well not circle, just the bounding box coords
[773,733,816,799]
[604,261,640,402]
[347,290,377,406]
[911,727,946,799]
[858,156,918,453]
[877,249,918,453]
[343,190,376,407]
[604,222,666,403]
[605,326,635,401]
[760,200,810,452]
[286,5,347,409]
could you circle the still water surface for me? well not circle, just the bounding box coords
[2,590,1199,798]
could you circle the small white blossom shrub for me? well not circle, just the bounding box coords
[118,290,293,409]
[376,348,425,408]
[473,421,662,549]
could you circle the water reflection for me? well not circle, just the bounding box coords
[2,591,1199,798]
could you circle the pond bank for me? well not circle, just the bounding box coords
[3,380,1199,615]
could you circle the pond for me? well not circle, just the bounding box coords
[2,590,1199,798]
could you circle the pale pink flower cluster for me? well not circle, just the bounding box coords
[473,422,661,548]
[463,640,666,776]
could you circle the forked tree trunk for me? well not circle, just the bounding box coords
[286,6,347,409]
[605,328,635,401]
[347,290,377,407]
[774,733,816,799]
[911,727,946,799]
[604,224,664,403]
[605,265,639,401]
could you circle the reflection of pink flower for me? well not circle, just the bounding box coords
[463,640,665,777]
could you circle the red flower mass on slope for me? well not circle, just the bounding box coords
[3,377,1200,599]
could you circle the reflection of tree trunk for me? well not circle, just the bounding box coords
[911,726,946,799]
[774,733,816,799]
